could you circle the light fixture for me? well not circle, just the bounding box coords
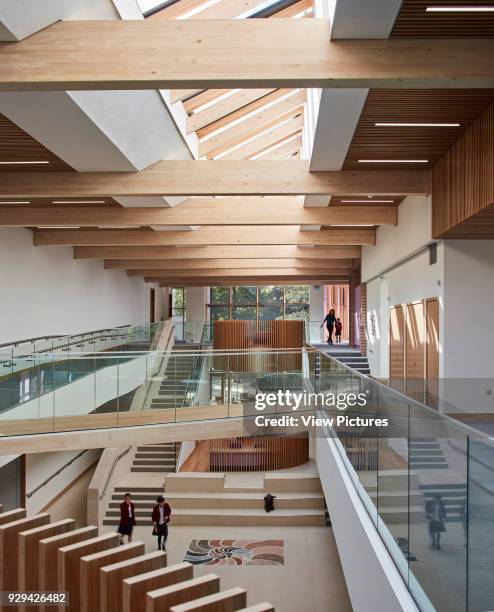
[339,199,395,203]
[37,226,80,229]
[0,201,31,204]
[426,6,494,12]
[331,224,374,227]
[0,160,50,165]
[52,200,106,204]
[375,122,460,127]
[358,159,429,163]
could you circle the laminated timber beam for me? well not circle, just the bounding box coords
[0,162,430,198]
[152,276,349,284]
[75,245,361,260]
[104,258,354,269]
[0,204,397,226]
[128,267,351,277]
[0,20,493,90]
[34,227,376,246]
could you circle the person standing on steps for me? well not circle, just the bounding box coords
[321,308,337,345]
[117,492,136,545]
[152,495,172,551]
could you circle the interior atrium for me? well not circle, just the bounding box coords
[0,1,494,611]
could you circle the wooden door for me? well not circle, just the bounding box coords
[389,305,405,392]
[405,301,425,400]
[425,298,440,408]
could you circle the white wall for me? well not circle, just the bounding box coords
[309,285,325,322]
[362,196,433,283]
[0,228,150,344]
[25,449,101,514]
[442,241,494,379]
[362,196,444,379]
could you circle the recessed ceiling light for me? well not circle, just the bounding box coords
[358,159,429,163]
[0,201,31,204]
[426,6,494,12]
[340,199,395,203]
[0,160,50,165]
[51,200,106,204]
[375,122,460,127]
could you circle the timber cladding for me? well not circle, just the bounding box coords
[432,100,494,238]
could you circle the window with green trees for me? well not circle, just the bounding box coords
[207,286,310,321]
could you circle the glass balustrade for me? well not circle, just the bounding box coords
[0,336,492,611]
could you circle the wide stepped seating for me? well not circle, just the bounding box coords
[104,470,326,527]
[0,505,273,612]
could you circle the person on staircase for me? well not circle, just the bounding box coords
[117,493,136,545]
[321,309,337,345]
[152,495,172,551]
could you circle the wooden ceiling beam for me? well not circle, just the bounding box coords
[0,21,493,90]
[34,226,376,246]
[131,267,350,278]
[3,203,395,226]
[258,136,302,160]
[74,245,361,260]
[105,258,354,270]
[0,161,431,197]
[152,275,349,284]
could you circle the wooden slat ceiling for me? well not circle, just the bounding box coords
[391,0,494,38]
[343,89,494,171]
[152,0,311,162]
[0,114,73,172]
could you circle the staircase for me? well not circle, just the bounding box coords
[132,442,177,473]
[363,470,426,524]
[103,468,326,527]
[332,349,370,375]
[151,347,196,410]
[409,438,449,470]
[419,483,467,522]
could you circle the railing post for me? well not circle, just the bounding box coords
[314,351,321,393]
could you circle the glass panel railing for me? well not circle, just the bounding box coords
[317,348,494,612]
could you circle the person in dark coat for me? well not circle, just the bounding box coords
[264,493,276,513]
[117,493,136,545]
[426,493,447,550]
[321,309,337,345]
[152,495,172,551]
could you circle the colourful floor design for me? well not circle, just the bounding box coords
[184,539,284,566]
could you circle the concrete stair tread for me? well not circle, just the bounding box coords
[169,508,326,516]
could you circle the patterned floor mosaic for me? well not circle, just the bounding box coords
[184,539,284,566]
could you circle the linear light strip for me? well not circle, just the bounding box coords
[375,122,460,127]
[339,199,395,203]
[358,159,429,163]
[0,201,31,204]
[426,6,494,12]
[0,161,50,165]
[52,200,106,204]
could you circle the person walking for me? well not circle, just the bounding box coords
[117,492,136,545]
[152,495,172,551]
[426,493,447,550]
[321,309,337,345]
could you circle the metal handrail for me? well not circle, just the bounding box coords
[99,447,131,500]
[26,450,88,498]
[316,348,493,443]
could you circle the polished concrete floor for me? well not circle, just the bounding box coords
[101,523,352,612]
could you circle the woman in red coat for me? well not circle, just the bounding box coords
[117,493,136,544]
[152,496,172,551]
